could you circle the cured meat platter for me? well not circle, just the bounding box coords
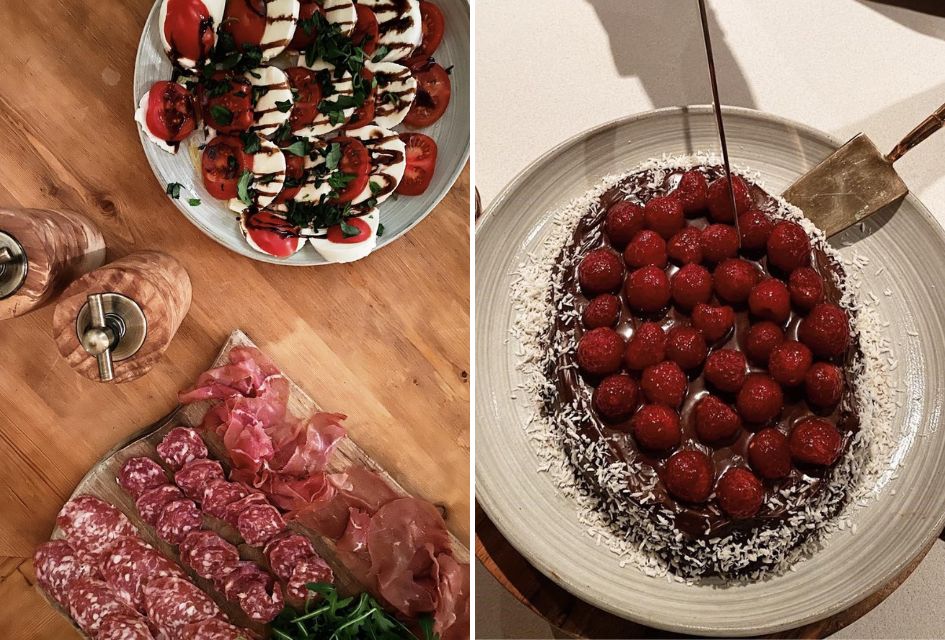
[37,329,468,639]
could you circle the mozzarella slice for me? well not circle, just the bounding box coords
[228,137,287,212]
[246,66,294,139]
[366,61,417,128]
[295,149,334,203]
[239,210,306,257]
[310,209,379,263]
[294,59,356,138]
[135,91,178,154]
[159,0,226,69]
[357,0,422,61]
[260,0,301,61]
[345,125,407,206]
[323,0,356,36]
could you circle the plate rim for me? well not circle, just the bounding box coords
[475,104,945,636]
[133,0,470,267]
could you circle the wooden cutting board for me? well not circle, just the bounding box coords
[41,329,468,638]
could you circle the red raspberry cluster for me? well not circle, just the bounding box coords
[572,169,853,521]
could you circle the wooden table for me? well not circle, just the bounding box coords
[477,507,939,639]
[0,1,470,636]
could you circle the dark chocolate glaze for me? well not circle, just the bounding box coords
[547,165,862,540]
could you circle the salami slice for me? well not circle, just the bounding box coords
[56,495,136,564]
[175,458,226,502]
[143,575,219,637]
[202,480,251,520]
[118,457,169,499]
[67,577,137,636]
[264,534,318,581]
[236,504,286,546]
[222,493,269,528]
[135,484,184,526]
[286,556,334,604]
[101,536,182,611]
[96,611,155,640]
[155,499,203,545]
[33,540,99,609]
[179,531,240,580]
[222,561,284,623]
[156,427,208,471]
[180,617,249,640]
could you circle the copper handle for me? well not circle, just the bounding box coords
[886,103,945,163]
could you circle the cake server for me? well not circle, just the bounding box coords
[783,103,945,237]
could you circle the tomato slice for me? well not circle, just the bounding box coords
[343,69,376,130]
[417,1,445,57]
[146,81,197,142]
[351,4,380,55]
[222,0,267,49]
[330,137,371,203]
[403,59,451,128]
[290,1,324,50]
[201,136,251,200]
[396,133,437,196]
[326,217,372,243]
[243,211,303,257]
[163,0,215,62]
[274,152,306,204]
[285,67,323,132]
[199,72,254,133]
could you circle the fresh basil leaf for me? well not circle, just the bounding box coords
[371,46,389,62]
[285,140,310,157]
[166,182,183,199]
[275,99,293,113]
[369,181,382,195]
[237,170,254,205]
[325,143,342,170]
[376,223,385,237]
[209,104,233,126]
[328,172,355,190]
[340,219,360,238]
[241,132,262,154]
[187,198,202,206]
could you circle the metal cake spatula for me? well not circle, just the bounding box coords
[782,104,945,237]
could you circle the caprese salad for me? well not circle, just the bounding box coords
[136,0,451,263]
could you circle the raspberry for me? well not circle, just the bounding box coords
[593,374,639,422]
[805,362,844,408]
[703,348,747,393]
[716,468,764,519]
[745,321,784,366]
[578,248,624,294]
[624,266,671,314]
[789,417,842,466]
[738,209,774,252]
[694,395,742,443]
[643,195,685,239]
[767,221,811,272]
[714,258,760,304]
[667,227,703,265]
[641,361,688,408]
[624,322,667,371]
[700,224,739,263]
[706,175,752,223]
[670,264,713,310]
[768,340,813,387]
[605,201,645,249]
[623,230,668,268]
[576,327,625,376]
[665,327,707,370]
[748,278,791,323]
[583,294,621,329]
[691,303,735,343]
[664,450,714,503]
[748,428,792,480]
[674,170,708,214]
[798,303,850,359]
[736,374,783,424]
[788,267,825,311]
[631,404,681,452]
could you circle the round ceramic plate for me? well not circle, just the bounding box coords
[476,106,945,636]
[133,0,469,265]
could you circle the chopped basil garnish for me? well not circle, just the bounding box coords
[340,219,360,238]
[328,173,355,190]
[166,182,182,199]
[241,132,262,154]
[187,198,201,206]
[377,223,385,237]
[369,181,382,195]
[237,170,254,205]
[275,100,293,113]
[209,104,233,126]
[285,140,310,157]
[325,143,342,170]
[371,46,389,62]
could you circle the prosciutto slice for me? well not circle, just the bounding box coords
[298,465,402,539]
[179,347,287,407]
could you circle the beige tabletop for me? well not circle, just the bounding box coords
[475,0,945,637]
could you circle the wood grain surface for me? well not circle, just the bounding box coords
[0,0,470,637]
[476,507,935,639]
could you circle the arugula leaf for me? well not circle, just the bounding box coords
[325,143,342,170]
[285,140,310,157]
[237,170,254,205]
[187,197,202,206]
[209,104,233,126]
[166,182,183,199]
[241,132,262,154]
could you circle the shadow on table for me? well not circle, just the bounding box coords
[584,0,756,110]
[858,0,945,38]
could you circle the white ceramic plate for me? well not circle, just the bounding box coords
[133,0,469,265]
[476,106,945,636]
